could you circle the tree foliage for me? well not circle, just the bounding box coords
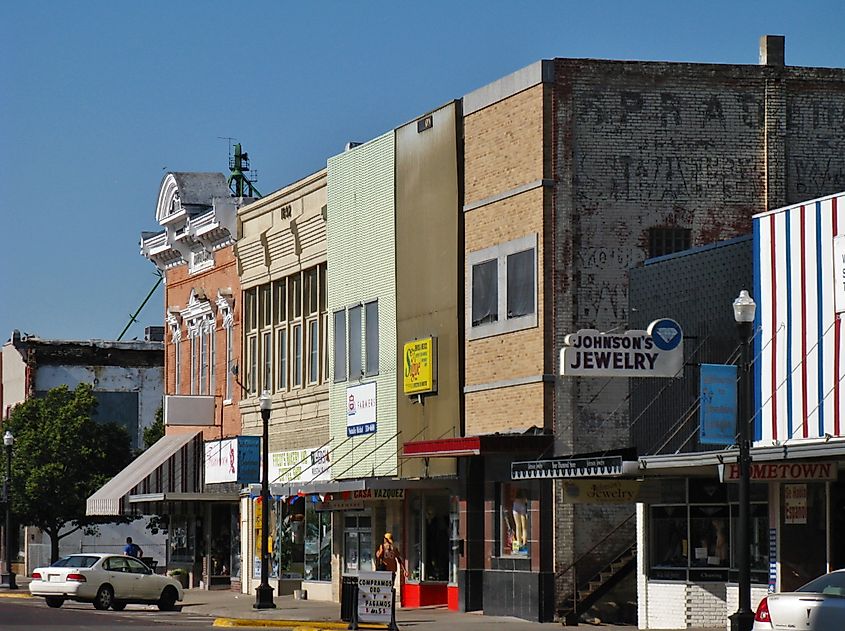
[4,383,135,561]
[143,405,165,449]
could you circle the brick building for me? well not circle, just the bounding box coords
[455,35,845,622]
[89,170,255,590]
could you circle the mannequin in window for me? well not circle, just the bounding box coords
[712,519,727,564]
[512,489,528,552]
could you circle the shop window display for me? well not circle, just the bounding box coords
[648,479,768,582]
[305,500,332,582]
[275,497,306,578]
[499,483,530,557]
[170,516,196,564]
[408,494,450,581]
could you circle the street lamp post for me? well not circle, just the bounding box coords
[730,290,755,631]
[254,391,276,609]
[3,430,17,590]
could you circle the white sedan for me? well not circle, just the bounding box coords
[754,569,845,629]
[29,553,183,611]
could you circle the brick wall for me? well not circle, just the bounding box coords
[164,245,241,441]
[464,84,552,438]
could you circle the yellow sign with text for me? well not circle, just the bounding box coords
[403,337,437,395]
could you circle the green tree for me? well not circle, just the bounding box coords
[4,383,134,562]
[143,405,165,449]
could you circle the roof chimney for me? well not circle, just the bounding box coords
[759,35,785,67]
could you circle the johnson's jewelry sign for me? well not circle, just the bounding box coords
[347,382,377,437]
[560,319,684,377]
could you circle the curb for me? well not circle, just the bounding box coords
[213,619,384,629]
[0,591,32,598]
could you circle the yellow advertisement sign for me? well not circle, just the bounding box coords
[403,337,437,395]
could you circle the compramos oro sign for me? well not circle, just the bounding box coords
[559,319,683,378]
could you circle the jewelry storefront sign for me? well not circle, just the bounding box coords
[560,319,683,377]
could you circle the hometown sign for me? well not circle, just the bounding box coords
[560,318,683,378]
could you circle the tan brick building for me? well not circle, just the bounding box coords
[457,36,845,622]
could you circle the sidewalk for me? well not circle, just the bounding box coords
[179,587,721,631]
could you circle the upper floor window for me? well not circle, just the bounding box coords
[649,227,691,258]
[243,263,328,398]
[333,310,347,382]
[364,301,379,376]
[333,300,379,382]
[467,234,537,339]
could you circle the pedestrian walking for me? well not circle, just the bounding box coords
[375,532,408,578]
[124,536,143,558]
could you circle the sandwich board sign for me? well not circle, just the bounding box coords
[354,571,395,628]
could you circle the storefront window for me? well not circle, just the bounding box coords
[230,509,241,579]
[650,505,689,573]
[408,493,450,581]
[210,504,233,577]
[305,500,332,582]
[648,479,769,582]
[448,497,460,585]
[499,483,530,557]
[170,516,196,564]
[275,497,305,578]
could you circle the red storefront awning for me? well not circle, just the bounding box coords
[402,433,552,458]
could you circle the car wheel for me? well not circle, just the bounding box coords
[158,586,178,611]
[111,600,126,611]
[45,596,64,608]
[93,585,114,610]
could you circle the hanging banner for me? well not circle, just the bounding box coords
[559,319,683,377]
[699,364,737,445]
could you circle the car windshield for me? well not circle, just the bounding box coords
[797,572,845,596]
[50,555,99,568]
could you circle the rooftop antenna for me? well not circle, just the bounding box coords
[224,141,261,198]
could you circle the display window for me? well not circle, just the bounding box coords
[407,493,450,582]
[498,482,530,558]
[305,499,332,581]
[275,497,306,578]
[648,478,768,582]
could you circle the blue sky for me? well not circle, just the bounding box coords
[1,1,843,342]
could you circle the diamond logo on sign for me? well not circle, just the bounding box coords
[649,319,683,351]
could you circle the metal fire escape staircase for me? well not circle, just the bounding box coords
[557,512,637,625]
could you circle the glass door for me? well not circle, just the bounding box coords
[343,512,372,575]
[448,497,460,585]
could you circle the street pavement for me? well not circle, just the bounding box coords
[2,581,725,631]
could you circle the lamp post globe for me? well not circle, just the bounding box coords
[729,289,755,631]
[254,391,276,609]
[3,430,16,590]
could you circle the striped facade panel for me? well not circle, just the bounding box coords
[298,214,326,251]
[266,231,296,262]
[326,132,398,479]
[754,192,845,444]
[236,238,266,278]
